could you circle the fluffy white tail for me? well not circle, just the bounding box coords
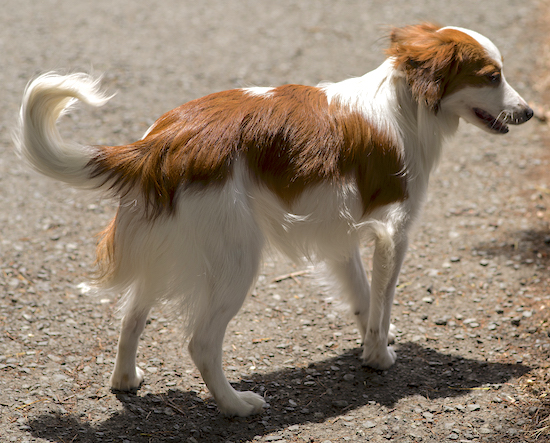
[14,73,112,187]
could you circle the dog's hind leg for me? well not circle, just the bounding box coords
[187,234,265,417]
[362,228,408,370]
[110,296,151,391]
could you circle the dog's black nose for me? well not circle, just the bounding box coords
[511,106,534,125]
[526,106,534,121]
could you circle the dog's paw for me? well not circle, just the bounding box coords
[110,366,145,391]
[362,344,396,370]
[387,323,397,345]
[219,391,266,417]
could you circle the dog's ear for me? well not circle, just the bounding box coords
[386,23,457,113]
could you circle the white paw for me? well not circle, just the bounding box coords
[362,344,397,370]
[110,366,145,391]
[387,323,397,344]
[218,390,266,417]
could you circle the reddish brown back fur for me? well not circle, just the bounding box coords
[88,85,407,218]
[386,23,502,111]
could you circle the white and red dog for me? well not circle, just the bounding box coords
[16,24,532,416]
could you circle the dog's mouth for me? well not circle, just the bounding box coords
[473,108,509,134]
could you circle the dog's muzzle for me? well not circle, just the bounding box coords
[509,105,534,125]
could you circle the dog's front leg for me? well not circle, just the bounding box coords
[327,245,398,347]
[362,230,408,370]
[326,246,371,339]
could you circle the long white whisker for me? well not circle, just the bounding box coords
[491,110,509,129]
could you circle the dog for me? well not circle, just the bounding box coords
[15,23,533,416]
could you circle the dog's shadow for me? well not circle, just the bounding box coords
[27,342,529,442]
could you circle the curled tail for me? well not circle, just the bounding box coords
[14,72,112,188]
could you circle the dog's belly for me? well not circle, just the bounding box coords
[249,181,376,261]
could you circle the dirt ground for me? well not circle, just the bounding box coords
[1,1,550,442]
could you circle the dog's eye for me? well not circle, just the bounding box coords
[487,72,501,85]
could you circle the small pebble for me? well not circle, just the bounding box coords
[332,400,349,408]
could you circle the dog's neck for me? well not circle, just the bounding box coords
[324,59,460,189]
[384,59,461,181]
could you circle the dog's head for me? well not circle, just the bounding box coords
[387,23,533,133]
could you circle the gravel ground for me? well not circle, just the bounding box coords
[1,1,549,442]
